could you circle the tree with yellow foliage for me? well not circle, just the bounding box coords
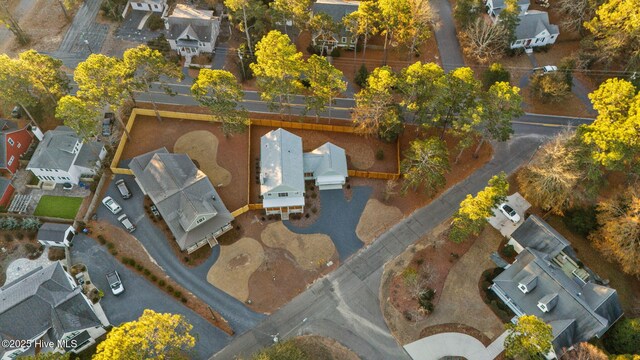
[93,309,195,360]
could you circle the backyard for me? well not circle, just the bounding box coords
[34,195,83,219]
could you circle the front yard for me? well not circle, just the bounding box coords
[33,195,83,219]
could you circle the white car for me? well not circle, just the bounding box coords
[106,271,124,295]
[117,214,136,233]
[499,203,521,223]
[102,196,122,215]
[534,65,558,73]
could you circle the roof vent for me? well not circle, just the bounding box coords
[537,293,559,313]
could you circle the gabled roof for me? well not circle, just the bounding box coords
[313,0,360,23]
[0,178,11,196]
[515,10,559,40]
[27,126,102,172]
[510,215,573,258]
[167,4,219,44]
[0,262,102,348]
[0,120,20,169]
[37,223,73,244]
[129,148,233,250]
[260,129,305,195]
[303,142,348,179]
[493,248,623,355]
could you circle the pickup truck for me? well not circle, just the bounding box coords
[106,270,124,295]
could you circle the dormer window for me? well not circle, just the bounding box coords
[537,302,548,312]
[537,293,559,313]
[518,274,538,294]
[196,216,206,224]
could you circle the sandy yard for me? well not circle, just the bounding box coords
[119,114,249,211]
[356,199,403,244]
[0,0,73,56]
[206,237,265,302]
[261,222,336,271]
[174,130,232,187]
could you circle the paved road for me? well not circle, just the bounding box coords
[429,0,465,71]
[54,0,107,56]
[213,134,546,359]
[96,173,265,334]
[72,234,231,359]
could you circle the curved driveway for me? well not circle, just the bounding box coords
[404,333,493,360]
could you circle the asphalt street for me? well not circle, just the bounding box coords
[95,173,265,334]
[71,234,231,359]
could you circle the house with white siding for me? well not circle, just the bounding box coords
[486,0,559,49]
[165,4,221,61]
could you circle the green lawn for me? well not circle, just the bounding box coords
[34,195,83,219]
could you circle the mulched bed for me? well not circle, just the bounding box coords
[0,230,41,285]
[478,267,515,323]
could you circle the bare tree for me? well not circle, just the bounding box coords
[0,0,29,44]
[557,0,596,35]
[383,179,399,202]
[460,18,508,64]
[563,343,607,360]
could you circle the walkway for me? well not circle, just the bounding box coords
[284,187,371,262]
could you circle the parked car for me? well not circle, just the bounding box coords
[534,65,558,73]
[101,196,122,215]
[117,214,136,233]
[62,183,73,191]
[102,113,114,137]
[115,179,131,199]
[106,270,124,295]
[11,105,22,119]
[150,204,161,218]
[499,203,521,223]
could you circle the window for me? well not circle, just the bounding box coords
[277,193,288,197]
[7,156,14,166]
[350,38,356,44]
[17,143,21,148]
[304,172,314,177]
[341,37,347,43]
[196,217,206,224]
[7,138,14,146]
[515,40,522,44]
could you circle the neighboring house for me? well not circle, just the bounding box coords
[37,223,76,248]
[311,0,360,53]
[0,119,33,176]
[491,215,623,358]
[486,0,530,20]
[260,129,306,219]
[26,126,106,185]
[129,148,234,253]
[0,262,109,359]
[486,0,559,49]
[260,129,348,218]
[122,0,166,18]
[0,178,14,209]
[303,142,348,190]
[165,4,221,60]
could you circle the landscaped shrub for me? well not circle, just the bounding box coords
[110,249,118,256]
[136,264,143,271]
[97,235,106,245]
[106,242,115,250]
[310,192,317,199]
[181,297,188,303]
[376,149,384,160]
[21,217,41,230]
[24,243,38,253]
[129,258,136,267]
[604,318,640,355]
[143,269,151,276]
[174,290,182,298]
[15,233,24,240]
[563,206,598,236]
[330,47,341,57]
[354,64,369,88]
[311,207,318,214]
[48,247,66,261]
[158,279,166,287]
[500,244,516,258]
[4,233,14,242]
[1,217,20,230]
[167,285,174,293]
[147,14,164,31]
[150,274,158,282]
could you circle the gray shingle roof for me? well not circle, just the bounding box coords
[0,262,102,350]
[74,141,104,169]
[167,4,219,44]
[490,0,530,10]
[312,0,360,23]
[511,215,574,258]
[27,126,102,172]
[493,248,623,355]
[0,178,11,197]
[37,223,73,244]
[129,148,233,250]
[515,10,559,40]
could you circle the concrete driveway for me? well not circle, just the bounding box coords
[71,234,230,359]
[404,331,508,360]
[488,193,531,237]
[284,187,372,262]
[96,172,264,334]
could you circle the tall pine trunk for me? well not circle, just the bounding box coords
[473,137,486,158]
[242,6,253,56]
